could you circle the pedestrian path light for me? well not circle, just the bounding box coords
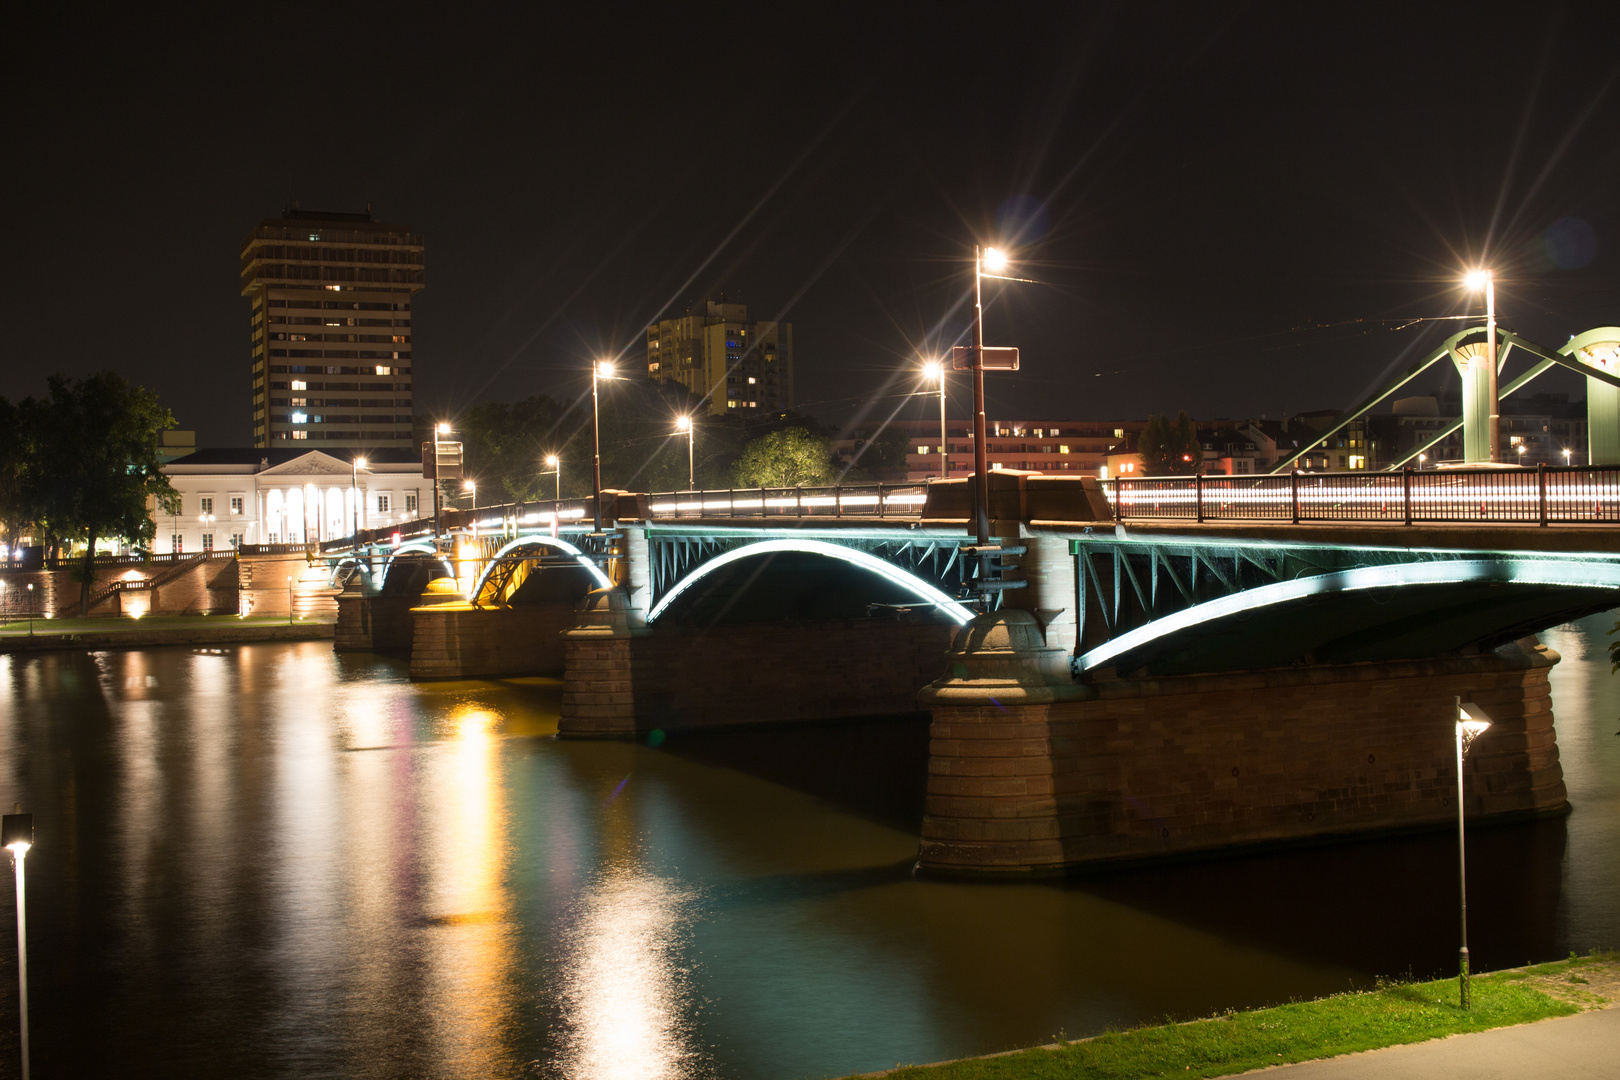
[1455,698,1492,1009]
[4,805,33,1080]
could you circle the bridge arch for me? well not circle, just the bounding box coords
[1076,557,1620,675]
[470,535,612,607]
[380,543,456,588]
[645,537,974,625]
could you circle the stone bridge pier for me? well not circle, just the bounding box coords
[558,526,959,737]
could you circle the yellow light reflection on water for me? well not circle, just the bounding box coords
[558,866,698,1080]
[425,704,516,1076]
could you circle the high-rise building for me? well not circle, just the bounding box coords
[241,208,425,449]
[646,295,793,416]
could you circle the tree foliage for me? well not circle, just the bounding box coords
[1,372,178,607]
[731,427,837,488]
[1137,411,1203,475]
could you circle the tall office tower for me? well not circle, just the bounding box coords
[241,208,425,449]
[646,294,793,416]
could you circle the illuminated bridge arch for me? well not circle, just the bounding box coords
[1074,554,1620,677]
[645,538,974,625]
[470,535,612,607]
[379,544,456,589]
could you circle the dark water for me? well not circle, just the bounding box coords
[0,614,1615,1079]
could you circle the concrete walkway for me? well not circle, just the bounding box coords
[1241,1006,1619,1078]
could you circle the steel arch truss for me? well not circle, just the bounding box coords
[645,530,967,610]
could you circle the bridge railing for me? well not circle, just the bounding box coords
[645,484,930,520]
[1105,464,1620,525]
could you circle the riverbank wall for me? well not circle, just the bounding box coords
[0,620,335,653]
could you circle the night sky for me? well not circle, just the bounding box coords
[3,3,1618,447]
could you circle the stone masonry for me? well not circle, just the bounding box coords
[919,641,1566,873]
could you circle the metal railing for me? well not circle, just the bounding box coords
[1105,464,1620,525]
[644,484,930,520]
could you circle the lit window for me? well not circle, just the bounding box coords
[291,380,306,390]
[290,412,307,423]
[1115,428,1125,438]
[1059,445,1070,454]
[917,445,931,454]
[376,366,392,375]
[748,377,756,384]
[291,398,306,406]
[325,284,341,291]
[727,400,737,408]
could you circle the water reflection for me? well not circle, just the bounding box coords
[0,621,1615,1080]
[555,866,700,1080]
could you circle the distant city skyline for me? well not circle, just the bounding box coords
[3,5,1616,449]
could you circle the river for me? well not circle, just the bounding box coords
[0,614,1615,1079]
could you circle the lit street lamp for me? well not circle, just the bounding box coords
[464,480,477,542]
[922,360,947,479]
[1563,447,1573,465]
[1465,269,1499,463]
[967,244,1026,603]
[541,454,561,501]
[675,416,695,490]
[4,806,33,1080]
[1454,698,1493,1009]
[434,422,452,541]
[591,360,625,533]
[351,456,367,541]
[198,513,215,552]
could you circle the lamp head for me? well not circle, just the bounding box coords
[675,416,691,432]
[463,480,475,492]
[1464,269,1492,290]
[354,456,367,469]
[2,810,32,853]
[982,247,1008,272]
[922,360,942,381]
[596,360,616,379]
[436,422,450,435]
[545,454,559,468]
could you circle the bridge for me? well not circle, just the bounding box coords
[317,465,1619,875]
[317,321,1620,875]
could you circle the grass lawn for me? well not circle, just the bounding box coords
[856,953,1614,1079]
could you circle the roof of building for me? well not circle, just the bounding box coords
[166,448,420,467]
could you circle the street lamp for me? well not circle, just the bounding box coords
[4,806,33,1080]
[1563,447,1573,465]
[433,423,452,541]
[922,360,947,479]
[26,583,33,636]
[1465,269,1499,463]
[351,456,367,541]
[463,480,477,542]
[591,359,625,533]
[1454,698,1493,1009]
[675,416,695,491]
[198,513,215,553]
[541,454,561,501]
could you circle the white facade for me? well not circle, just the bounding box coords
[155,451,430,553]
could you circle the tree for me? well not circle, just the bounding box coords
[25,373,179,610]
[732,427,837,488]
[1137,411,1203,475]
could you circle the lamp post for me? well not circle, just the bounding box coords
[591,360,625,533]
[351,456,367,541]
[199,513,215,552]
[541,454,562,537]
[1465,269,1499,463]
[1563,447,1573,466]
[675,416,695,490]
[26,583,33,636]
[4,806,33,1080]
[923,360,947,479]
[434,422,451,541]
[464,480,477,542]
[1454,698,1493,1009]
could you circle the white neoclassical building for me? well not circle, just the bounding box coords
[154,449,432,553]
